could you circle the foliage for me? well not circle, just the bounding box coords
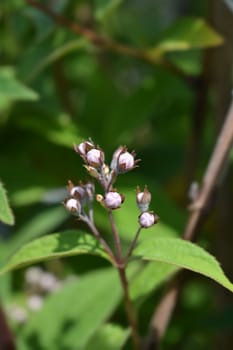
[0,1,232,350]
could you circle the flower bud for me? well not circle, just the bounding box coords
[110,146,125,171]
[118,151,135,172]
[138,212,159,228]
[104,191,124,209]
[86,148,104,167]
[70,186,86,199]
[64,198,81,215]
[136,186,151,212]
[74,140,94,156]
[110,146,138,174]
[84,165,100,179]
[96,193,105,208]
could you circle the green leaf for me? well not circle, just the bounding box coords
[133,237,233,293]
[0,67,39,101]
[0,181,14,225]
[11,186,49,206]
[21,269,122,350]
[86,323,130,350]
[18,38,88,82]
[0,231,111,275]
[148,17,224,55]
[94,0,123,21]
[6,206,68,259]
[16,112,82,148]
[130,261,178,303]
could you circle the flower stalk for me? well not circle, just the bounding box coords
[64,139,159,349]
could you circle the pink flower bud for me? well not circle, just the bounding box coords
[110,146,138,174]
[118,152,135,172]
[70,186,86,199]
[104,191,124,209]
[86,149,104,167]
[74,140,94,156]
[138,212,158,228]
[64,198,81,214]
[136,186,151,212]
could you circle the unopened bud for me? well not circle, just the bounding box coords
[110,146,138,174]
[84,165,100,179]
[136,186,151,212]
[27,295,43,311]
[138,212,159,228]
[86,148,104,167]
[64,198,81,214]
[70,186,86,200]
[96,194,105,207]
[104,191,124,209]
[74,140,94,156]
[118,152,135,172]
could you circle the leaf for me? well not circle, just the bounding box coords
[133,237,233,293]
[0,67,38,101]
[0,181,14,225]
[130,261,178,303]
[86,323,130,350]
[0,231,111,275]
[148,17,224,55]
[94,0,123,21]
[5,206,68,259]
[11,186,50,206]
[16,112,82,148]
[21,269,122,350]
[18,38,88,82]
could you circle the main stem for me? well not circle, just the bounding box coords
[118,267,141,350]
[108,210,141,349]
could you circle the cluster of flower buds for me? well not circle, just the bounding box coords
[64,180,94,218]
[136,186,159,228]
[65,139,158,230]
[73,139,138,191]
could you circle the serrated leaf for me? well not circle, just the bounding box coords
[0,67,38,101]
[148,17,223,56]
[133,237,233,293]
[20,269,122,350]
[0,182,14,225]
[86,323,130,350]
[130,261,178,303]
[6,206,68,258]
[0,231,112,274]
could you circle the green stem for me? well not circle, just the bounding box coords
[125,226,142,262]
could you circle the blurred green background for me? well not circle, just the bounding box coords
[0,0,233,349]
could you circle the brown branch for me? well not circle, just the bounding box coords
[25,0,195,86]
[144,99,233,349]
[0,304,16,350]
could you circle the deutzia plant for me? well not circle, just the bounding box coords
[1,140,233,350]
[65,140,158,349]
